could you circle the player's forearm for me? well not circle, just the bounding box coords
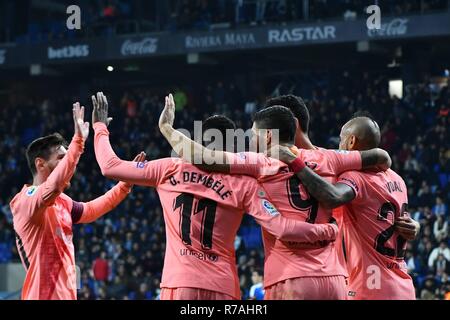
[43,135,84,199]
[76,182,131,224]
[294,166,354,209]
[93,122,124,177]
[160,124,196,162]
[160,124,230,172]
[93,122,150,185]
[360,148,392,171]
[266,216,339,242]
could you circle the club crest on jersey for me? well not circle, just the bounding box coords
[261,199,279,216]
[26,186,38,197]
[305,162,318,170]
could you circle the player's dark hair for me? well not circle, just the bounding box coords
[265,94,310,133]
[252,106,296,144]
[202,115,236,151]
[26,133,67,176]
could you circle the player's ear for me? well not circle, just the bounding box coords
[294,118,300,131]
[348,135,357,150]
[34,157,45,173]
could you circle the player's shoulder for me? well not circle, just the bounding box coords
[385,168,403,180]
[9,185,41,218]
[10,185,37,205]
[300,147,345,163]
[385,169,407,187]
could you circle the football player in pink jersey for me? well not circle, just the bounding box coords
[91,92,340,300]
[159,94,392,299]
[10,102,143,300]
[275,113,419,299]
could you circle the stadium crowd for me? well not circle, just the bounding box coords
[0,69,449,300]
[2,0,448,44]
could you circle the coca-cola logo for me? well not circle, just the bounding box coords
[121,38,158,56]
[368,18,408,37]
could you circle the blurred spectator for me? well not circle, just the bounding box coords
[93,251,110,282]
[248,269,264,300]
[0,70,448,299]
[428,241,450,269]
[420,276,437,300]
[135,283,153,300]
[173,89,188,112]
[432,197,448,217]
[433,215,448,242]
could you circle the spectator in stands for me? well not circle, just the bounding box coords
[420,276,437,300]
[248,269,264,300]
[0,71,448,299]
[428,241,450,270]
[433,197,448,217]
[433,215,448,242]
[93,251,110,282]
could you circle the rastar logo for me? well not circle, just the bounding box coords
[268,26,336,43]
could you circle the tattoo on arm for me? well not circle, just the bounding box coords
[296,167,355,209]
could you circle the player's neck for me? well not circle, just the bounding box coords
[32,174,47,186]
[296,134,316,150]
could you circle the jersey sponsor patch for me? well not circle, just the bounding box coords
[332,149,350,154]
[26,186,38,197]
[261,199,279,216]
[135,160,148,169]
[238,152,247,160]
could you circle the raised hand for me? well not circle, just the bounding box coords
[92,92,113,126]
[132,151,147,163]
[73,102,90,140]
[267,144,298,163]
[159,93,175,131]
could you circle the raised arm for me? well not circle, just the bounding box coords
[159,94,230,173]
[92,92,171,187]
[72,182,130,224]
[29,104,88,221]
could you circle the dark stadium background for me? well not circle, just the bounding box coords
[0,0,449,300]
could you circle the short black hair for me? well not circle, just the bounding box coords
[202,115,236,151]
[252,105,296,144]
[351,111,377,122]
[26,133,67,176]
[265,94,310,133]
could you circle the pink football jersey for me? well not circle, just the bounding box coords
[226,148,362,288]
[337,169,416,300]
[93,123,339,299]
